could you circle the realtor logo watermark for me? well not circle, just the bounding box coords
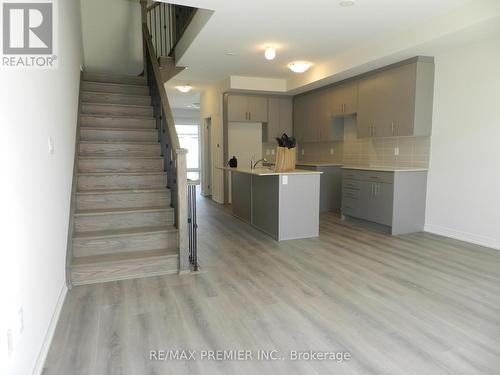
[1,0,57,68]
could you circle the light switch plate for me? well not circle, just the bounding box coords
[330,148,334,155]
[282,175,288,185]
[271,149,275,155]
[301,149,305,156]
[48,136,54,155]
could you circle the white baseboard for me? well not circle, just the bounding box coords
[424,224,500,251]
[31,283,68,375]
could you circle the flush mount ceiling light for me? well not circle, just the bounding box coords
[176,85,192,93]
[288,61,312,73]
[264,47,276,60]
[339,0,355,7]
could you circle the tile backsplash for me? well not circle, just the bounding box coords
[298,117,430,168]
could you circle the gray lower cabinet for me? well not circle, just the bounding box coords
[296,165,342,212]
[342,169,427,235]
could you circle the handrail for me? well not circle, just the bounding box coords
[141,2,189,272]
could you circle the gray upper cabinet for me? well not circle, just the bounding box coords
[227,94,268,123]
[329,81,358,117]
[293,93,319,142]
[357,57,434,138]
[267,97,293,139]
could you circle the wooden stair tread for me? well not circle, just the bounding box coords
[80,127,157,133]
[77,171,165,176]
[72,225,177,239]
[80,114,154,120]
[72,248,178,267]
[78,154,163,160]
[79,140,159,145]
[75,206,172,216]
[83,80,147,88]
[77,187,168,194]
[82,102,153,109]
[82,90,150,98]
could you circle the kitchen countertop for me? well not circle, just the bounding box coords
[221,166,322,176]
[264,161,344,167]
[342,166,428,172]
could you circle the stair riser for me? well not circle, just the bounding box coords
[82,104,153,117]
[79,143,161,157]
[77,174,166,190]
[82,82,149,96]
[78,158,163,173]
[82,92,151,106]
[75,210,174,233]
[71,255,179,285]
[80,115,156,129]
[83,73,147,86]
[77,191,170,210]
[73,231,178,257]
[80,128,158,142]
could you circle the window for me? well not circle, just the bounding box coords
[175,124,200,182]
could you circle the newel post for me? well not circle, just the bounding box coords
[175,148,190,273]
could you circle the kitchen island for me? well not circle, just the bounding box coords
[223,167,321,241]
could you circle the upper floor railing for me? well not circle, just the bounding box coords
[146,1,197,59]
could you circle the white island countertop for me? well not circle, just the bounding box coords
[221,166,322,176]
[342,165,428,172]
[264,161,343,167]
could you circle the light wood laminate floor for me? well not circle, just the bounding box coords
[44,195,500,375]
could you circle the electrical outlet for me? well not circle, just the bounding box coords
[48,136,54,155]
[301,149,305,156]
[394,147,399,156]
[282,175,288,185]
[271,149,275,155]
[330,148,334,155]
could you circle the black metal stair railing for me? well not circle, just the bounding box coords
[187,182,199,271]
[146,2,196,59]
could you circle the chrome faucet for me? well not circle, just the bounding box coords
[252,158,268,169]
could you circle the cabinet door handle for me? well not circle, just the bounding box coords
[371,183,374,196]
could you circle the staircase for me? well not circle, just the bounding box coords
[69,72,179,286]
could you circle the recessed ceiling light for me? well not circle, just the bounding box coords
[264,47,276,60]
[339,0,355,7]
[288,61,312,73]
[176,85,192,93]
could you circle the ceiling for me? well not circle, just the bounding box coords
[164,0,489,109]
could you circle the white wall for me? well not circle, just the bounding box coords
[80,0,142,75]
[425,31,500,250]
[200,81,229,203]
[0,1,84,374]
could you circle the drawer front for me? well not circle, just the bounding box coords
[361,171,394,184]
[342,197,360,217]
[342,179,361,191]
[342,189,359,200]
[343,169,362,180]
